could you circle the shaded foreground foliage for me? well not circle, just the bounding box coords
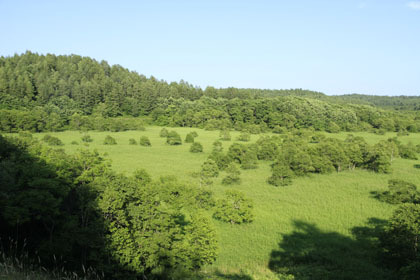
[0,135,219,279]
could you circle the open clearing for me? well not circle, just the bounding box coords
[31,128,420,278]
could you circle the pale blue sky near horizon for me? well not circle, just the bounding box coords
[1,0,419,96]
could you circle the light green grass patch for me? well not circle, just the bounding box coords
[28,128,420,278]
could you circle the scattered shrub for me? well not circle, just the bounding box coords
[201,159,219,178]
[140,136,151,146]
[374,129,386,135]
[397,130,409,136]
[399,143,418,160]
[103,135,117,145]
[160,127,169,137]
[129,138,137,145]
[190,142,203,153]
[213,190,254,224]
[42,134,63,146]
[71,141,79,145]
[200,159,219,185]
[166,131,182,145]
[190,131,198,137]
[222,163,241,185]
[18,131,32,138]
[272,126,286,134]
[194,189,215,210]
[241,150,258,169]
[268,160,294,186]
[185,132,196,143]
[237,132,250,142]
[81,134,93,142]
[212,140,223,153]
[309,133,326,144]
[219,130,231,141]
[377,179,419,204]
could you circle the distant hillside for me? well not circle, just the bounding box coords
[0,51,419,133]
[328,94,420,111]
[0,51,322,114]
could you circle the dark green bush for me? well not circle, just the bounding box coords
[190,142,203,153]
[103,135,117,145]
[140,136,151,146]
[222,163,241,185]
[166,131,182,145]
[42,134,64,146]
[81,134,93,142]
[160,128,169,137]
[185,132,196,143]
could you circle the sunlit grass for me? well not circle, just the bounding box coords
[29,128,420,278]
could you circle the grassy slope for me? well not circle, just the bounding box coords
[31,128,420,279]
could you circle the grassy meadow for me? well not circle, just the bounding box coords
[29,128,420,279]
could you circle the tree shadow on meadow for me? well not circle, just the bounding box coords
[211,271,253,280]
[190,270,253,280]
[268,219,394,280]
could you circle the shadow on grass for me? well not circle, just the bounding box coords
[268,219,394,280]
[155,268,253,280]
[210,271,253,280]
[369,190,393,204]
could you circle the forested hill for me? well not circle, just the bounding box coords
[0,51,419,133]
[328,94,420,111]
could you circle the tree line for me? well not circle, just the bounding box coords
[1,52,419,134]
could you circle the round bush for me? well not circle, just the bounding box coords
[166,131,182,145]
[42,134,64,146]
[160,128,169,137]
[190,142,203,153]
[140,136,151,146]
[185,133,195,143]
[103,135,117,145]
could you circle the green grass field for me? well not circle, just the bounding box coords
[30,128,420,279]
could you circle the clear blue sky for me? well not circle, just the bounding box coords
[1,0,419,96]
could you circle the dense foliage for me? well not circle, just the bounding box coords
[213,190,254,224]
[1,52,419,134]
[0,135,218,279]
[380,204,420,275]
